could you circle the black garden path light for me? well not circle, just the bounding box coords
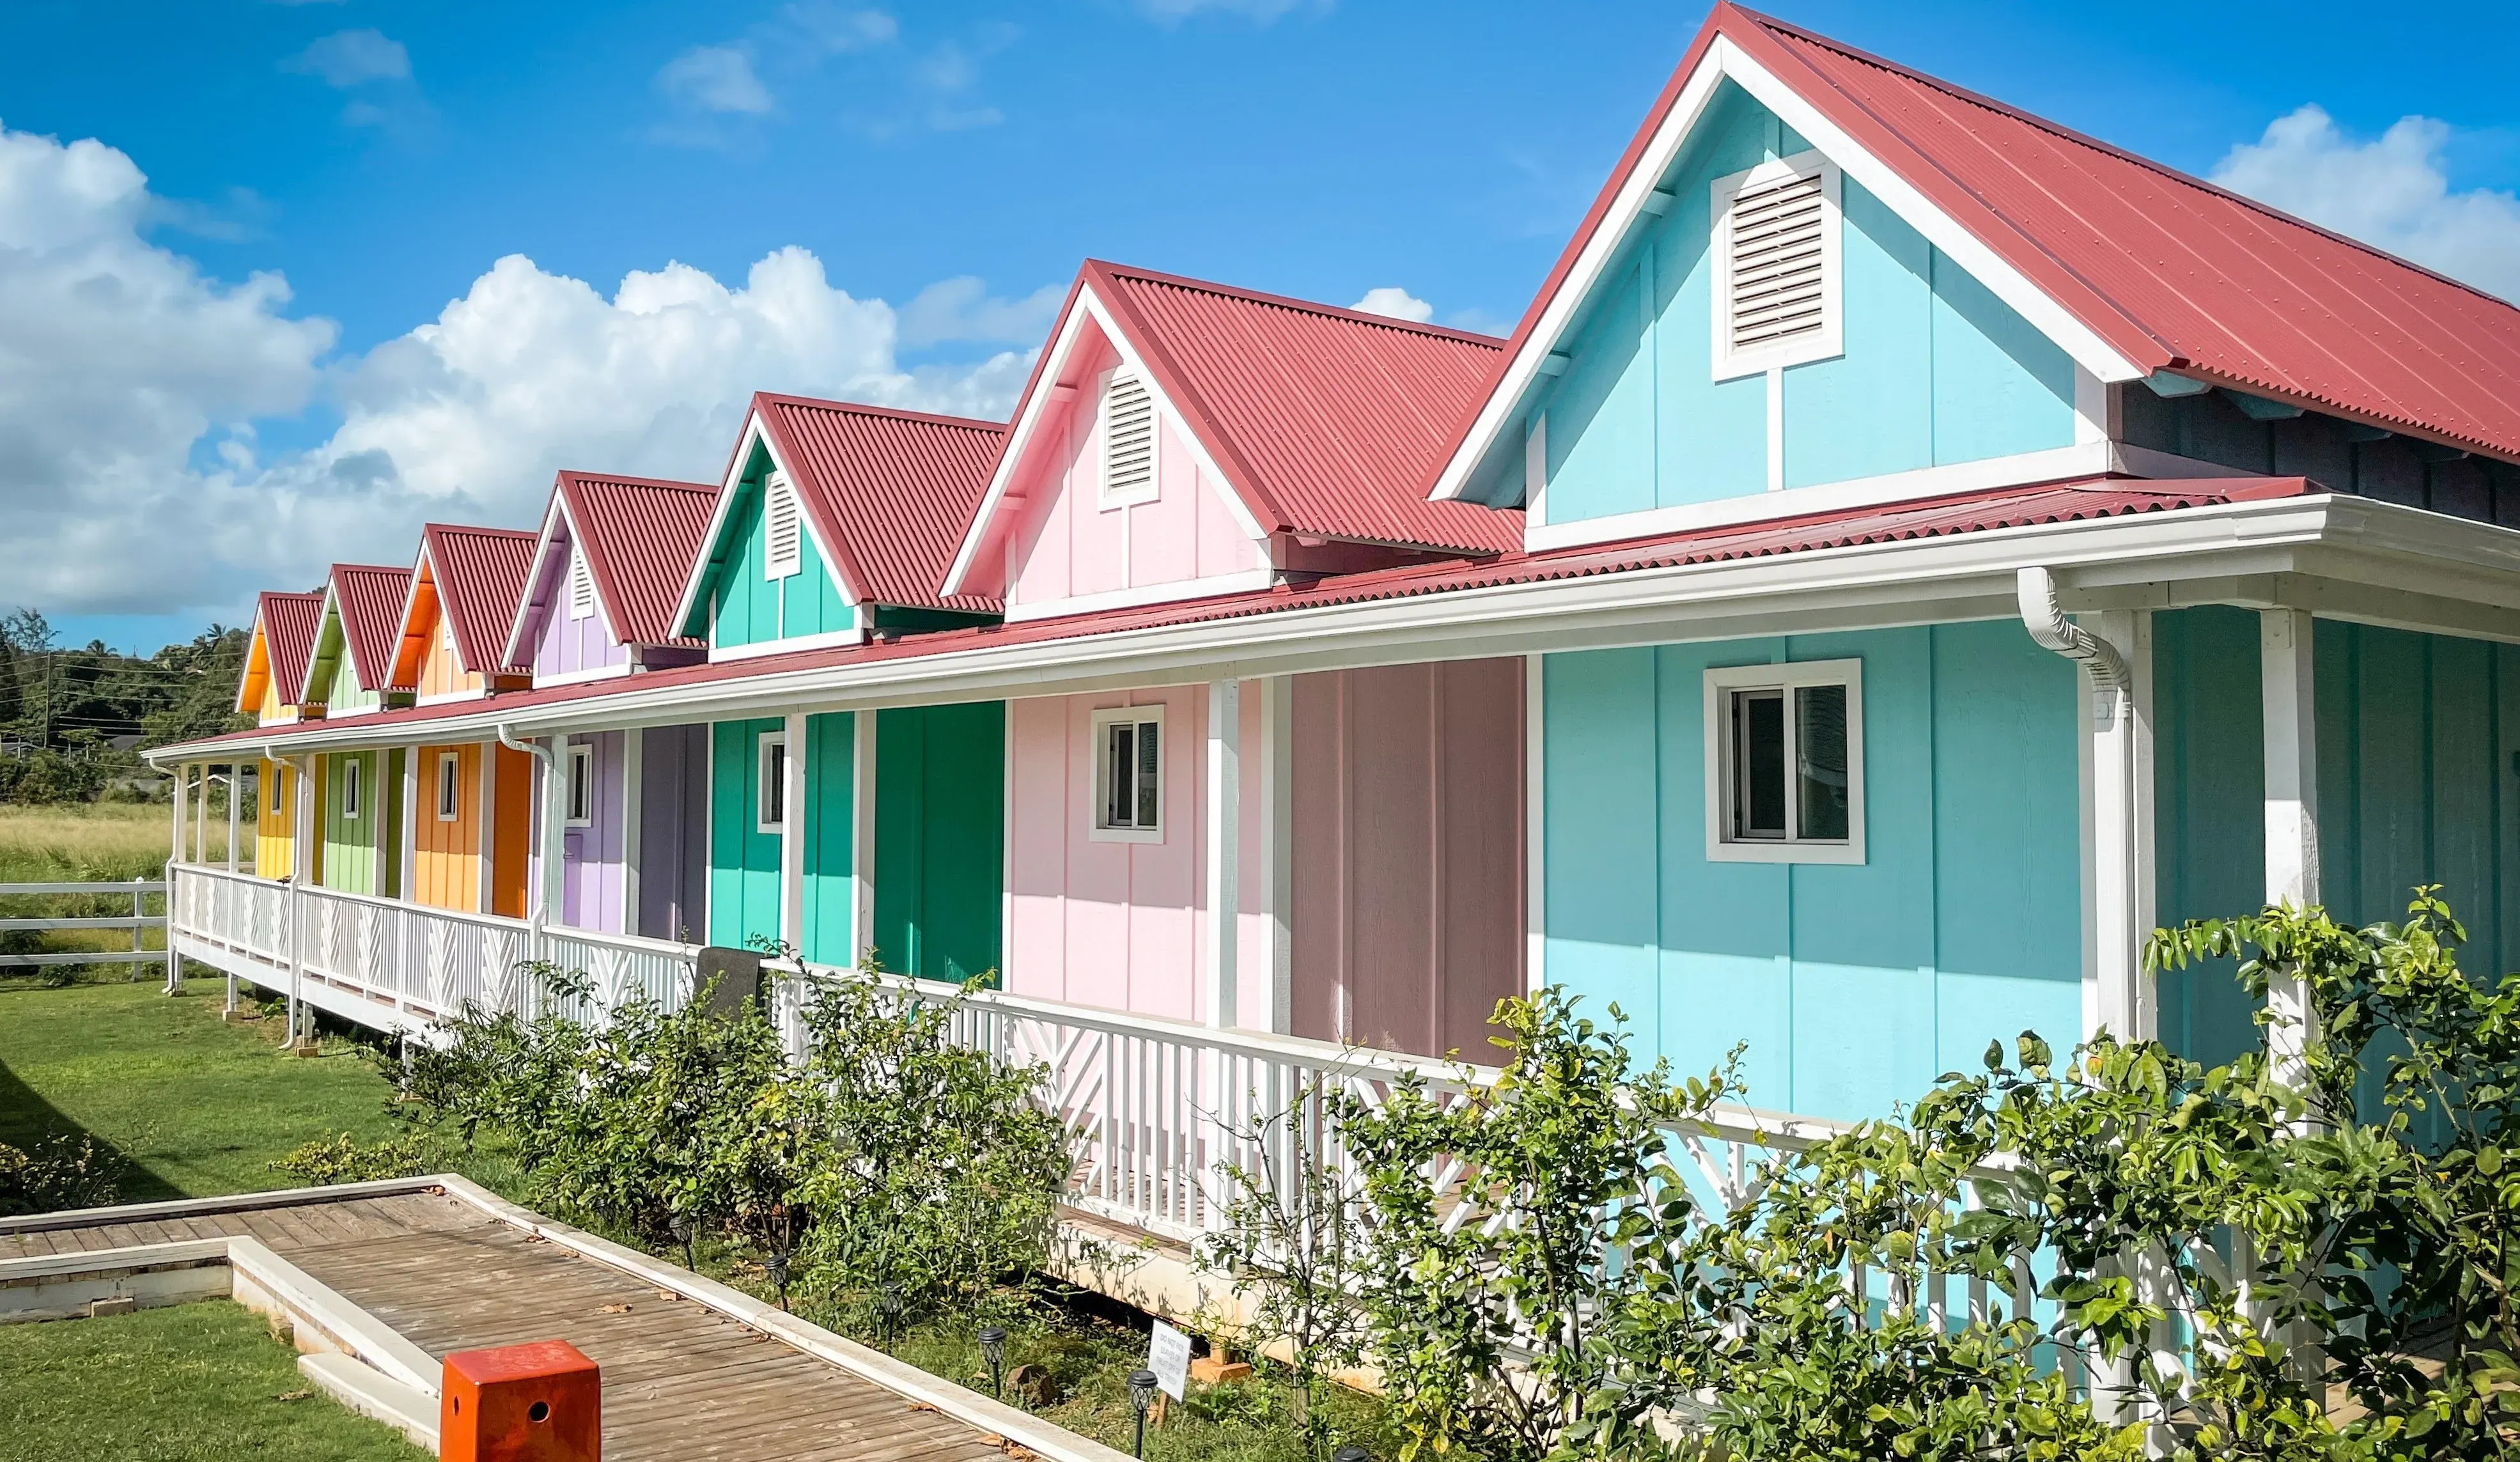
[1332,1448,1371,1462]
[977,1325,1007,1398]
[668,1211,696,1273]
[879,1280,905,1352]
[1126,1368,1158,1459]
[765,1248,792,1312]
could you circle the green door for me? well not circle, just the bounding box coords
[874,702,1004,984]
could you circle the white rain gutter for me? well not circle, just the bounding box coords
[2016,565,2128,728]
[495,723,562,954]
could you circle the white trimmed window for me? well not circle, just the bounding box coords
[268,765,284,817]
[1703,659,1863,864]
[1710,152,1842,380]
[763,474,802,580]
[756,731,788,833]
[340,758,361,821]
[567,548,596,620]
[435,752,460,821]
[1090,704,1164,843]
[566,743,595,828]
[1098,371,1158,509]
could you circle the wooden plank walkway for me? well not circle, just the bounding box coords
[6,1192,1010,1462]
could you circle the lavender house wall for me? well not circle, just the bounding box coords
[528,532,632,681]
[637,723,709,945]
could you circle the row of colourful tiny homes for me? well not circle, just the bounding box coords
[185,4,2520,1128]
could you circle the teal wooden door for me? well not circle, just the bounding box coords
[874,701,1004,984]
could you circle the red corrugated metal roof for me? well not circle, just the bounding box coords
[557,471,721,648]
[175,476,2301,754]
[752,394,1006,612]
[1481,4,2520,469]
[324,564,414,696]
[419,524,538,677]
[242,590,324,713]
[1089,261,1525,555]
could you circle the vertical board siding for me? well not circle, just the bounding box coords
[704,441,855,652]
[416,612,481,701]
[1287,660,1525,1061]
[554,731,628,933]
[802,712,855,966]
[873,702,1007,984]
[488,744,533,921]
[318,750,379,894]
[636,724,710,944]
[2151,607,2270,1069]
[411,743,482,913]
[254,758,294,878]
[1536,81,2074,527]
[1001,333,1268,613]
[708,719,784,950]
[1541,623,2081,1122]
[531,533,633,680]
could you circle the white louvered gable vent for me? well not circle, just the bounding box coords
[567,548,596,619]
[1100,372,1158,508]
[1712,154,1841,380]
[763,474,802,579]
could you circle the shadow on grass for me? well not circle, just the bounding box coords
[0,1011,185,1206]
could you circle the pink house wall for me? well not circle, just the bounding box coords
[1002,343,1266,613]
[1004,686,1273,1025]
[1289,659,1525,1061]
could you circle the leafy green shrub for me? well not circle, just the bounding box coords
[270,1131,435,1186]
[0,1133,123,1215]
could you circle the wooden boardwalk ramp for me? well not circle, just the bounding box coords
[1,1178,1124,1462]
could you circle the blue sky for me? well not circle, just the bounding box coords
[4,0,2516,653]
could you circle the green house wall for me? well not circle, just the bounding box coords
[708,719,786,951]
[800,711,856,967]
[873,701,1004,984]
[696,440,857,651]
[316,748,398,895]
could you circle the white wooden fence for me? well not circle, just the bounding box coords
[0,879,171,982]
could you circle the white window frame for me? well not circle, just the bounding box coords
[1089,704,1166,844]
[763,472,803,580]
[1097,369,1160,511]
[435,752,460,822]
[340,756,362,821]
[1702,658,1864,865]
[1710,151,1843,382]
[268,765,285,818]
[566,743,595,828]
[756,729,788,834]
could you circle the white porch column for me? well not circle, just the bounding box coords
[2260,609,2321,1096]
[2078,609,2156,1045]
[476,743,498,915]
[169,764,187,871]
[290,754,316,1043]
[536,737,566,931]
[399,745,419,900]
[226,762,241,871]
[1204,680,1242,1030]
[1259,675,1293,1035]
[191,762,207,865]
[852,711,876,969]
[621,730,644,940]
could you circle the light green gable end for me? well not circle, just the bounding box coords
[691,440,857,651]
[306,607,379,715]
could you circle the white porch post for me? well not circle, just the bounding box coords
[476,743,497,915]
[1259,676,1293,1036]
[399,745,419,901]
[2081,610,2156,1046]
[1204,680,1242,1030]
[191,762,206,865]
[621,730,643,941]
[226,762,241,871]
[536,737,566,933]
[168,763,186,871]
[2260,609,2321,1095]
[290,754,316,1043]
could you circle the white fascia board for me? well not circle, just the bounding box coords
[1429,35,2148,506]
[944,302,1098,598]
[941,288,1271,599]
[1003,568,1280,623]
[705,626,867,663]
[552,496,626,652]
[532,661,635,690]
[297,587,346,706]
[390,541,438,686]
[501,490,575,669]
[194,494,2380,760]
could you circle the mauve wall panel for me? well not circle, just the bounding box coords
[637,724,709,944]
[1289,658,1524,1061]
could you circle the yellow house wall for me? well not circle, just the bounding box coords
[253,758,295,878]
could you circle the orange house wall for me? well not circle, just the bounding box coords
[490,744,531,919]
[416,614,483,701]
[407,742,528,916]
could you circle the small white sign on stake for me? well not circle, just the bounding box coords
[1147,1319,1192,1401]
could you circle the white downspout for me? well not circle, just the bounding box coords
[497,724,563,1004]
[2017,566,2129,729]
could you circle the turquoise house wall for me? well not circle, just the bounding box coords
[700,440,857,651]
[1541,621,2083,1121]
[1533,82,2076,526]
[708,718,784,950]
[800,711,855,967]
[873,701,1005,984]
[2152,607,2267,1069]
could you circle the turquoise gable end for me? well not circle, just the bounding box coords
[1532,81,2077,527]
[698,440,857,651]
[1541,621,2083,1121]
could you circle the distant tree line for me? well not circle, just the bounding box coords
[0,608,251,805]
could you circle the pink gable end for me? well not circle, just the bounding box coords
[1001,336,1268,617]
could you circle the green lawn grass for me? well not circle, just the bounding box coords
[0,979,407,1202]
[0,1300,425,1462]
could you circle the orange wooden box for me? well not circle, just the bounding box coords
[440,1339,601,1462]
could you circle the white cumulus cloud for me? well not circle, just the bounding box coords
[657,45,774,115]
[1135,0,1326,22]
[0,122,1034,620]
[899,276,1065,347]
[2211,104,2520,304]
[1351,286,1435,323]
[286,29,411,88]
